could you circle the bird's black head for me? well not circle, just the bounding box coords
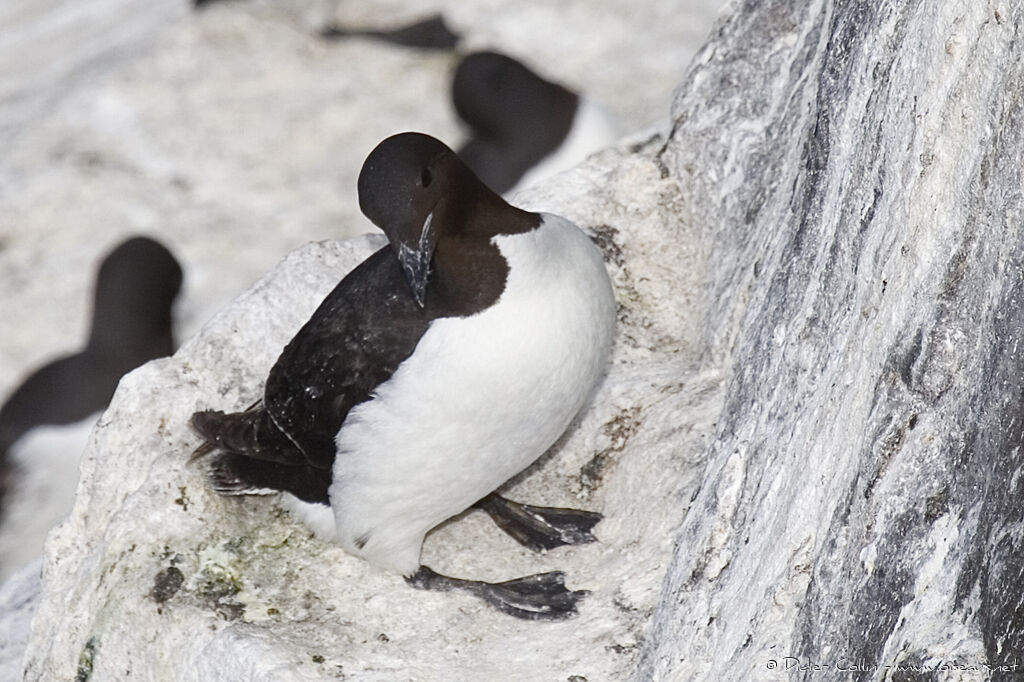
[358,132,485,307]
[453,51,533,138]
[452,51,577,138]
[450,52,578,194]
[89,235,183,355]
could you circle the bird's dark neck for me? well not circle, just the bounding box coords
[427,193,540,316]
[86,303,175,363]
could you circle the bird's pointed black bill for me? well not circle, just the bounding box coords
[397,211,437,308]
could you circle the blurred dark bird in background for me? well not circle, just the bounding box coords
[0,236,182,577]
[319,13,461,49]
[452,51,619,195]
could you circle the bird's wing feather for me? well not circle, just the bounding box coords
[264,246,437,469]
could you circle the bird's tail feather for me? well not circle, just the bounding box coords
[188,404,311,468]
[190,409,262,455]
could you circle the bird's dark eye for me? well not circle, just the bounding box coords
[421,168,433,187]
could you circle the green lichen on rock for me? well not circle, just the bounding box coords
[189,538,250,620]
[75,637,97,682]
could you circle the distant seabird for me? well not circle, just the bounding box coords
[0,236,182,576]
[453,50,619,195]
[191,132,615,619]
[319,13,460,50]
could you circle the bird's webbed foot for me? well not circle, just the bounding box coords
[405,565,587,620]
[475,493,602,552]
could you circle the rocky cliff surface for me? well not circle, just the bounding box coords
[641,1,1024,679]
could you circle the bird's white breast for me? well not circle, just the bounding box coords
[0,414,97,580]
[326,214,615,575]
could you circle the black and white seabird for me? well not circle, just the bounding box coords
[319,13,461,50]
[452,51,619,196]
[0,236,182,576]
[191,132,616,619]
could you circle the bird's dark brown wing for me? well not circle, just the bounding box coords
[262,245,439,469]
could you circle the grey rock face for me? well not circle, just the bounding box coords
[641,0,1024,679]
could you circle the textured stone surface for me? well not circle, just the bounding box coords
[640,0,1024,679]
